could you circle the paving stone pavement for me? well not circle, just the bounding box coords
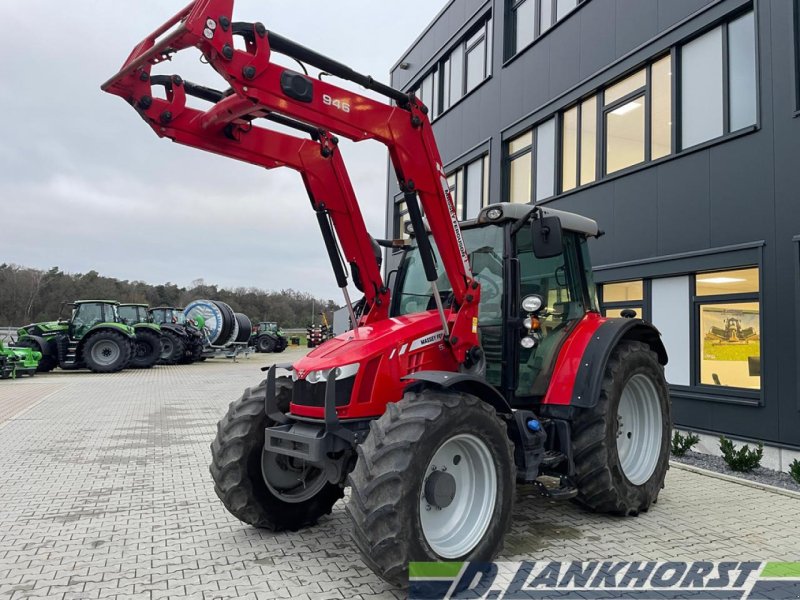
[0,348,799,599]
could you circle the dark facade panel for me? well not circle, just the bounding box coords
[656,154,712,256]
[614,0,659,56]
[579,1,617,79]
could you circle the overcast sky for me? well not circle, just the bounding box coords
[0,0,446,301]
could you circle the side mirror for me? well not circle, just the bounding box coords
[531,216,563,259]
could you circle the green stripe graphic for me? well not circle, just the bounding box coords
[409,562,464,579]
[761,563,800,578]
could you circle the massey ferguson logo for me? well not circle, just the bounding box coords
[409,331,445,353]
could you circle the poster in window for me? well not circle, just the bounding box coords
[700,303,760,389]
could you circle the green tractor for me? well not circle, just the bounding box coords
[250,321,288,353]
[15,300,135,373]
[148,306,205,364]
[0,339,41,378]
[118,304,163,369]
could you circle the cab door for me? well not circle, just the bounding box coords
[512,229,591,402]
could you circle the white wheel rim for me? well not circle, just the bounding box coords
[419,434,497,559]
[616,373,663,485]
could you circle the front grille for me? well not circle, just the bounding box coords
[292,376,355,408]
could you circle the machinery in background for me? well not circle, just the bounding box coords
[119,303,163,369]
[15,301,135,373]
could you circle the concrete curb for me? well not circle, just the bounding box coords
[670,460,800,500]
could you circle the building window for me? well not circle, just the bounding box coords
[695,267,761,390]
[506,117,556,204]
[602,55,672,176]
[395,199,411,240]
[561,95,598,192]
[447,154,490,220]
[414,17,493,118]
[681,11,757,149]
[600,280,644,319]
[508,0,584,56]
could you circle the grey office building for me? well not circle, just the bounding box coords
[385,0,800,451]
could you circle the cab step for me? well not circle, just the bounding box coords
[533,475,578,501]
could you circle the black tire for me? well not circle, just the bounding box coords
[130,330,161,369]
[14,339,57,373]
[159,331,185,365]
[234,313,252,344]
[275,337,288,353]
[572,341,671,516]
[210,377,344,531]
[347,390,515,587]
[256,335,276,353]
[81,330,132,374]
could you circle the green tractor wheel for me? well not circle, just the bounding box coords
[82,330,132,374]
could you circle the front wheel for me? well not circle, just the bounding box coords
[82,331,132,373]
[347,390,515,587]
[210,377,343,531]
[572,341,671,515]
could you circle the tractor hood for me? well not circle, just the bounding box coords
[19,322,67,337]
[292,310,452,376]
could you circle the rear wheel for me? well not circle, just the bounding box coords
[210,377,343,531]
[159,331,185,365]
[82,330,132,373]
[572,341,670,515]
[130,330,161,369]
[347,390,515,587]
[14,339,57,373]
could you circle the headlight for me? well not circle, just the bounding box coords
[486,207,503,221]
[520,336,537,350]
[302,362,360,383]
[521,294,544,313]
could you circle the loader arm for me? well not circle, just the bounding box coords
[117,74,389,324]
[102,0,481,362]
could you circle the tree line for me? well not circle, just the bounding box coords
[0,264,339,328]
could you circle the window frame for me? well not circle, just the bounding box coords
[505,0,587,60]
[447,154,491,220]
[677,8,759,150]
[504,118,557,204]
[691,267,762,397]
[412,16,493,121]
[598,279,650,321]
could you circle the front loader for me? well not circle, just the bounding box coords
[104,1,671,587]
[16,301,135,373]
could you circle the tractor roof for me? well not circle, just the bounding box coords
[470,203,600,237]
[74,300,120,305]
[150,306,182,311]
[120,303,148,308]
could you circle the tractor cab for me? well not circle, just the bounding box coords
[258,322,280,334]
[119,304,152,326]
[149,307,186,326]
[69,301,125,339]
[392,203,600,406]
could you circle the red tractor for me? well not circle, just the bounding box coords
[104,1,670,586]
